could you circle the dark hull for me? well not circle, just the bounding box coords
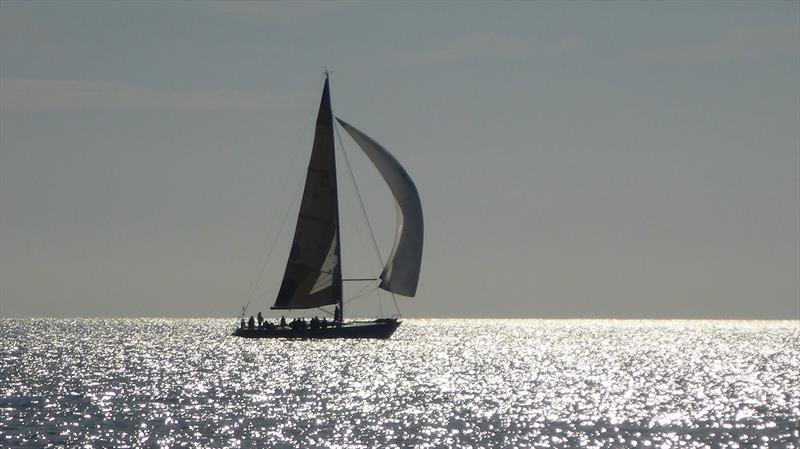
[232,319,400,339]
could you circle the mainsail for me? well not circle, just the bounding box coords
[272,78,342,309]
[336,118,423,297]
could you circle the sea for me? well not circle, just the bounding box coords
[1,319,798,449]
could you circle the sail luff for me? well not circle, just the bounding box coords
[272,77,342,309]
[336,118,423,297]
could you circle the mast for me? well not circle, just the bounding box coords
[329,72,345,323]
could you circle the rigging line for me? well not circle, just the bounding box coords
[241,148,308,315]
[250,283,280,311]
[315,307,335,317]
[389,202,402,316]
[338,187,376,292]
[328,84,400,319]
[328,76,390,320]
[390,290,401,317]
[379,286,384,317]
[327,77,383,269]
[385,205,400,318]
[344,283,381,304]
[242,178,305,317]
[333,121,385,268]
[349,279,380,299]
[240,78,322,318]
[333,279,379,304]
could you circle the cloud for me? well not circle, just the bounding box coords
[405,33,585,64]
[0,79,283,111]
[417,33,530,63]
[636,25,800,65]
[208,1,355,21]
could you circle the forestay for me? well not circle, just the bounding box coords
[336,118,423,297]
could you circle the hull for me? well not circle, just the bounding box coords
[232,319,400,339]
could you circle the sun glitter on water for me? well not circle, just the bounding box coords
[1,318,798,448]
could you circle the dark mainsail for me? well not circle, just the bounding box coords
[272,77,343,309]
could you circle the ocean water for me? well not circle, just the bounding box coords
[1,319,798,449]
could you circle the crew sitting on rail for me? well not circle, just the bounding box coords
[248,315,255,330]
[290,318,308,330]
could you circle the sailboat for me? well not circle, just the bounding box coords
[233,73,423,339]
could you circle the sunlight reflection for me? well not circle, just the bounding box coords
[1,318,797,448]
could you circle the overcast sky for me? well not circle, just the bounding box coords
[1,1,798,319]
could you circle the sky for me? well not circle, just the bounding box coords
[0,1,798,319]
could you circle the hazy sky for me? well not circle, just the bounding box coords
[1,1,798,319]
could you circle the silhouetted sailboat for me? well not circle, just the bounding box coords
[233,73,422,339]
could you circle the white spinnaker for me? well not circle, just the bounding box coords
[336,118,423,297]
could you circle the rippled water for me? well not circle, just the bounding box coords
[1,319,798,448]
